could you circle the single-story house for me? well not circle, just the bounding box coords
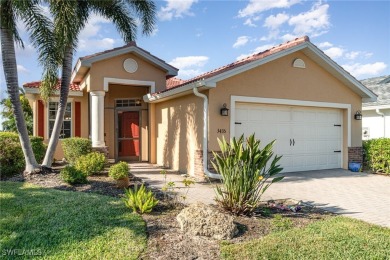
[24,36,377,178]
[361,75,390,139]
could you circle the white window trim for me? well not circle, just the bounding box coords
[103,77,155,93]
[230,96,352,147]
[47,101,73,139]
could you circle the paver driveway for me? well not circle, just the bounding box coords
[132,164,390,228]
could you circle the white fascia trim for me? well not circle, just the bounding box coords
[230,96,352,147]
[82,47,178,76]
[143,80,216,103]
[304,42,377,102]
[71,59,82,82]
[362,105,390,111]
[103,77,155,92]
[24,87,83,97]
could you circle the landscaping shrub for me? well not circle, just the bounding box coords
[109,161,129,180]
[363,138,390,174]
[212,134,284,215]
[75,152,106,176]
[60,165,87,184]
[0,132,46,177]
[123,184,159,214]
[62,137,92,164]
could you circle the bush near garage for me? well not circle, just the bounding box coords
[0,132,46,177]
[62,137,92,164]
[212,134,284,215]
[75,152,106,176]
[363,138,390,174]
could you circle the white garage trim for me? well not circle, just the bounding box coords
[230,96,352,147]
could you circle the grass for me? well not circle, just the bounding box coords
[0,182,146,259]
[221,216,390,260]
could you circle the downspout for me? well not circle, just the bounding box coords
[375,109,386,137]
[193,87,222,179]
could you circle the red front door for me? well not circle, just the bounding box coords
[118,111,140,159]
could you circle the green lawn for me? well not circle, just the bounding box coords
[221,216,390,260]
[0,182,146,259]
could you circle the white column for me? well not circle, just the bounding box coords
[90,91,105,147]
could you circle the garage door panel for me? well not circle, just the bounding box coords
[235,103,342,173]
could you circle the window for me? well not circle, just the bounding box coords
[49,102,72,138]
[116,99,142,108]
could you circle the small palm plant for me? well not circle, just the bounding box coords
[212,134,284,215]
[123,184,158,214]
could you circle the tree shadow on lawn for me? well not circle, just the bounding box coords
[0,182,146,259]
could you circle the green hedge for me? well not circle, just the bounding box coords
[62,137,92,164]
[0,132,46,177]
[363,138,390,174]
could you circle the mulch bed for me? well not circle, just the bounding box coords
[2,166,334,260]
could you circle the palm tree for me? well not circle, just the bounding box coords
[41,0,156,167]
[0,0,54,173]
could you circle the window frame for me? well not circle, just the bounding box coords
[47,101,73,139]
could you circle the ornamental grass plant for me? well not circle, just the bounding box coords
[212,134,284,215]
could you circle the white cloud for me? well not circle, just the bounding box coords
[345,51,373,60]
[264,13,289,29]
[260,30,280,41]
[342,62,387,78]
[236,44,275,60]
[317,41,333,48]
[324,47,344,59]
[288,3,330,37]
[238,0,301,18]
[78,38,115,52]
[233,36,250,48]
[158,0,198,21]
[178,69,205,79]
[169,55,209,79]
[170,56,209,69]
[280,33,299,42]
[243,16,261,27]
[17,65,29,74]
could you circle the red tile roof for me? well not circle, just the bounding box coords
[163,36,310,92]
[23,80,81,91]
[166,77,186,89]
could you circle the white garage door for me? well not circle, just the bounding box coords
[235,103,342,172]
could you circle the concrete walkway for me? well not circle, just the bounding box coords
[131,163,390,228]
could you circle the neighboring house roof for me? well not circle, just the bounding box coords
[361,75,390,108]
[145,36,377,103]
[72,41,178,83]
[23,80,83,96]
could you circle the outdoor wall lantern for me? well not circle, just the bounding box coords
[220,103,229,116]
[135,99,142,105]
[354,110,362,120]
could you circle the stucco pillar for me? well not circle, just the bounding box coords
[90,91,105,147]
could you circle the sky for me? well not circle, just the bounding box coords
[1,0,390,102]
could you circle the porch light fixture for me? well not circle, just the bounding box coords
[220,103,229,116]
[135,99,142,105]
[354,110,362,120]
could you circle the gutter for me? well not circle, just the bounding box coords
[375,109,386,137]
[193,87,222,179]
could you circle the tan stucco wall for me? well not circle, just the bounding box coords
[154,94,204,175]
[208,51,362,169]
[88,53,167,93]
[104,84,149,159]
[28,92,89,161]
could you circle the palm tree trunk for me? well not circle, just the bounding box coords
[0,27,40,173]
[42,46,73,167]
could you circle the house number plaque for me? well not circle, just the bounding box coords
[217,129,226,133]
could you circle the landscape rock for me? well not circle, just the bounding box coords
[176,202,238,240]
